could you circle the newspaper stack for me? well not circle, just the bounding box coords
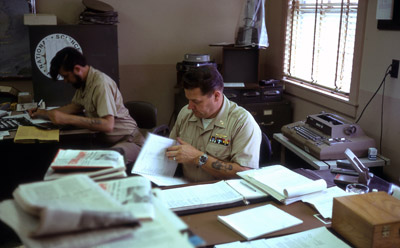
[79,0,118,25]
[0,175,195,248]
[44,149,127,181]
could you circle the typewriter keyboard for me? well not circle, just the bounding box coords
[293,126,322,141]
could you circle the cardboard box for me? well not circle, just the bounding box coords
[332,192,400,248]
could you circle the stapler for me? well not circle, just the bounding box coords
[334,148,372,185]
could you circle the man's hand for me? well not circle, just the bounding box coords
[28,108,49,119]
[166,137,203,164]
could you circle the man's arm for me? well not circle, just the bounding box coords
[46,111,115,132]
[29,103,83,118]
[30,103,114,132]
[166,137,251,179]
[198,154,251,179]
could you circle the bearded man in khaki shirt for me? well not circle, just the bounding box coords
[29,47,144,164]
[167,65,261,182]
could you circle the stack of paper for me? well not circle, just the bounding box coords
[217,204,303,240]
[44,149,127,181]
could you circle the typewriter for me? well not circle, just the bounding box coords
[281,113,375,160]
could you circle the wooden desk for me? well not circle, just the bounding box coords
[180,200,328,247]
[273,133,389,170]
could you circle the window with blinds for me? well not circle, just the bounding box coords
[284,0,359,95]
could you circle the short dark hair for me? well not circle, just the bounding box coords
[50,47,87,80]
[182,65,224,95]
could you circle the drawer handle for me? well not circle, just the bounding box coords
[260,121,274,126]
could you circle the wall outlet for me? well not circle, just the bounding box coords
[390,59,399,78]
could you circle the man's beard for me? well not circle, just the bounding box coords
[72,75,85,89]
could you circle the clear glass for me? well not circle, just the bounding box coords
[346,183,369,194]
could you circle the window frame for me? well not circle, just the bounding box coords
[281,0,368,118]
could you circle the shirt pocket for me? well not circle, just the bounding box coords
[206,143,231,161]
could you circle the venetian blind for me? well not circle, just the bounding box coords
[284,0,359,94]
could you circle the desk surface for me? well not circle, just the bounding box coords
[180,200,327,247]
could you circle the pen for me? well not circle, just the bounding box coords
[240,180,257,192]
[36,99,43,110]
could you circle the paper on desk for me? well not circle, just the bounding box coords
[95,197,193,248]
[301,186,349,219]
[158,181,243,211]
[0,131,9,139]
[14,126,59,143]
[131,133,188,186]
[0,200,135,248]
[215,227,351,248]
[217,204,303,240]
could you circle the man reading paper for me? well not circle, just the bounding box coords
[166,66,262,182]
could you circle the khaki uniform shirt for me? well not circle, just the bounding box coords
[170,95,261,182]
[72,67,138,136]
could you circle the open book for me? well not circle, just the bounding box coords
[158,179,268,215]
[217,204,303,240]
[237,165,328,205]
[131,133,188,186]
[1,175,140,248]
[237,165,350,218]
[44,149,127,181]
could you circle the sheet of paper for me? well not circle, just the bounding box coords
[131,133,182,185]
[217,204,303,240]
[261,226,351,248]
[139,174,188,186]
[301,186,349,219]
[0,131,9,138]
[215,227,350,248]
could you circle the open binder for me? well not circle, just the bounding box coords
[157,179,269,215]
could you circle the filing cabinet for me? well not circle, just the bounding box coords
[238,100,292,163]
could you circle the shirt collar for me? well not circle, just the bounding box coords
[80,66,94,97]
[188,95,229,129]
